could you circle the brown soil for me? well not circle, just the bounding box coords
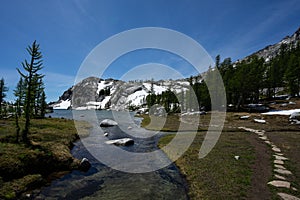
[246,133,272,199]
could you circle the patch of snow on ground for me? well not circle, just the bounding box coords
[53,100,71,109]
[262,109,300,116]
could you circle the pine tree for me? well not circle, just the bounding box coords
[215,55,221,69]
[14,77,26,117]
[40,91,47,118]
[17,40,44,143]
[0,78,9,117]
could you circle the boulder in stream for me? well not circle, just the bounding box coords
[100,119,118,127]
[79,158,91,172]
[105,138,134,146]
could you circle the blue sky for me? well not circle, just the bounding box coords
[0,0,299,102]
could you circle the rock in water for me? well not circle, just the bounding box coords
[105,138,134,146]
[79,158,91,172]
[100,119,118,127]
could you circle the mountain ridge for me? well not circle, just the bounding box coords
[51,26,300,110]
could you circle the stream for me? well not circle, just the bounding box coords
[34,110,189,200]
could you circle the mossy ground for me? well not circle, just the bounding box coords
[0,117,91,199]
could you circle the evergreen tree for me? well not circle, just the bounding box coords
[0,78,9,117]
[17,40,44,143]
[215,55,221,69]
[285,53,300,97]
[40,91,47,118]
[14,77,26,116]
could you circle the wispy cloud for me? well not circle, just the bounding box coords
[0,69,76,102]
[44,71,75,101]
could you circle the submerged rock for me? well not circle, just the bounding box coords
[105,138,134,146]
[100,119,118,127]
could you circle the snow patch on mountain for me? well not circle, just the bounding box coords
[51,77,192,110]
[97,80,114,94]
[52,99,71,109]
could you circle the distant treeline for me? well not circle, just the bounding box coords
[146,42,300,112]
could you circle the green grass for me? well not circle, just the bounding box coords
[158,131,255,200]
[0,117,91,199]
[140,113,260,199]
[141,112,300,199]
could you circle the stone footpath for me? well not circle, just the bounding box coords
[239,127,300,200]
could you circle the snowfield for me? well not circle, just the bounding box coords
[53,100,71,109]
[51,78,192,110]
[262,109,300,116]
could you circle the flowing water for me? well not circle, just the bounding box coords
[34,110,188,200]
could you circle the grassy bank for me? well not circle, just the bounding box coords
[139,113,280,199]
[0,117,91,199]
[159,131,255,199]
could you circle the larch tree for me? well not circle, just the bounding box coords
[17,40,44,143]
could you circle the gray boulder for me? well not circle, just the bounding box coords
[289,112,300,124]
[105,138,134,146]
[149,104,166,117]
[100,119,118,127]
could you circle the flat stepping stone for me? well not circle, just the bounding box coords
[254,119,266,123]
[268,180,290,188]
[265,140,272,145]
[274,155,289,161]
[274,160,284,165]
[255,130,264,134]
[274,168,292,175]
[275,174,286,180]
[240,115,250,120]
[259,136,268,140]
[258,132,265,136]
[276,153,284,156]
[277,193,300,200]
[275,164,286,169]
[272,147,281,152]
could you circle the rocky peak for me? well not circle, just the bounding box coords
[245,26,300,62]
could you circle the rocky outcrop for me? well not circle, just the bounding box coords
[243,27,300,62]
[72,77,101,108]
[60,87,73,101]
[109,82,146,110]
